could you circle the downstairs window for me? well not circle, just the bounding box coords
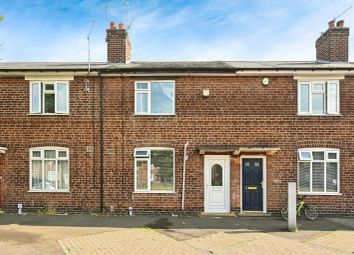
[134,148,174,192]
[30,147,69,191]
[298,148,339,194]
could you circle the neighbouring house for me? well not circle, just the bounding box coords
[0,20,353,215]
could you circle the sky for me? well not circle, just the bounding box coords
[0,0,353,62]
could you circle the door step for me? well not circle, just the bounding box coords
[238,211,271,217]
[200,212,236,217]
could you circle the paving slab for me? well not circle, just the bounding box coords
[182,231,350,255]
[58,228,204,255]
[308,231,354,253]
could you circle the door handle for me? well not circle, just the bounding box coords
[260,181,264,189]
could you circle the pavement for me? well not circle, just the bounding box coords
[0,214,353,255]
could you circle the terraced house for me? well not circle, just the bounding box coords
[0,20,353,215]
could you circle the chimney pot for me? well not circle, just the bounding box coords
[336,20,344,28]
[119,23,126,30]
[328,20,335,29]
[110,21,117,29]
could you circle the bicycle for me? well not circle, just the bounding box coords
[280,196,318,221]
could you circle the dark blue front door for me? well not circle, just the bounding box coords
[242,158,263,211]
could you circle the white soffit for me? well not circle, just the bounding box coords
[293,75,345,80]
[25,74,75,81]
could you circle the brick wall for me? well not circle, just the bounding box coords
[1,75,354,215]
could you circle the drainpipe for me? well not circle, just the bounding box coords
[181,141,189,211]
[98,71,104,213]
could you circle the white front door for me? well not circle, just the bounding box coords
[204,155,230,213]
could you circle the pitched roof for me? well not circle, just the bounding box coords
[0,61,354,72]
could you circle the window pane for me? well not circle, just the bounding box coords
[136,83,148,90]
[32,151,41,158]
[58,160,69,190]
[300,84,309,113]
[45,150,56,158]
[45,84,54,91]
[312,93,324,114]
[58,151,67,158]
[327,83,338,114]
[326,162,338,192]
[31,83,41,113]
[313,151,324,160]
[45,93,55,113]
[151,82,174,114]
[136,160,148,190]
[135,150,149,157]
[312,162,324,192]
[313,83,324,91]
[136,93,148,113]
[299,151,311,160]
[44,160,56,190]
[57,83,68,113]
[211,164,223,186]
[151,150,173,190]
[31,160,42,189]
[299,162,310,192]
[327,152,338,160]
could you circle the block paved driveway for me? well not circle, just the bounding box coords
[0,214,353,255]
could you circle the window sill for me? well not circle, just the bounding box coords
[28,113,69,116]
[297,113,341,117]
[28,190,70,193]
[134,114,175,116]
[133,191,175,194]
[298,192,342,196]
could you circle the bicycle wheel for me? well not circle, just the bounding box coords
[304,206,318,220]
[280,207,288,220]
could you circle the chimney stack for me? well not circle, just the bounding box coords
[106,22,131,63]
[315,20,349,62]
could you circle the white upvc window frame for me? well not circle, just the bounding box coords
[29,147,70,192]
[134,147,175,193]
[297,80,339,116]
[134,81,175,115]
[297,148,340,195]
[29,81,70,115]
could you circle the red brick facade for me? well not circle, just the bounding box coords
[1,75,354,215]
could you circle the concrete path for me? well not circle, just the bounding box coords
[0,214,353,255]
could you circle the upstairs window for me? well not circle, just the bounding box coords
[298,149,339,194]
[298,81,339,115]
[134,148,175,192]
[30,147,69,191]
[30,81,69,114]
[135,81,175,115]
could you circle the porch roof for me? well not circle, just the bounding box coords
[198,145,280,156]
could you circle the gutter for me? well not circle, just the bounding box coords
[98,71,104,213]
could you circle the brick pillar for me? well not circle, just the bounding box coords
[106,22,131,63]
[315,20,349,62]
